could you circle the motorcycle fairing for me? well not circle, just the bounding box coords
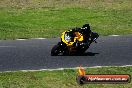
[61,30,84,46]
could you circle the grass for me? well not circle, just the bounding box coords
[0,0,132,39]
[0,66,132,88]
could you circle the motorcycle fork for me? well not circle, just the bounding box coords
[68,46,77,54]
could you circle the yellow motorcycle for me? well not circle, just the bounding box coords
[51,26,99,56]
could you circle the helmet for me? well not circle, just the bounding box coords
[82,24,90,29]
[82,24,91,34]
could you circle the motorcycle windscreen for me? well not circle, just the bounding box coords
[64,32,73,42]
[62,32,74,46]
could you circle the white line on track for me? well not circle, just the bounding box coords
[109,35,120,36]
[16,39,27,40]
[1,65,132,73]
[31,38,46,40]
[15,38,47,40]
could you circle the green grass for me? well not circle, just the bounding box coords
[0,66,132,88]
[0,0,132,39]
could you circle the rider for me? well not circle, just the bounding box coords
[71,24,92,46]
[71,24,99,47]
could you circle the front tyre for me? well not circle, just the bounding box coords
[51,45,61,56]
[51,42,68,56]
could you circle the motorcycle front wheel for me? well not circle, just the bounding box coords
[51,44,67,56]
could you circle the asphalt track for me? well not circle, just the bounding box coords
[0,35,132,71]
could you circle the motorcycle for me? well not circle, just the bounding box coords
[51,27,99,56]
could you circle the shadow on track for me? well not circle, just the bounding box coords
[76,52,99,56]
[51,52,99,56]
